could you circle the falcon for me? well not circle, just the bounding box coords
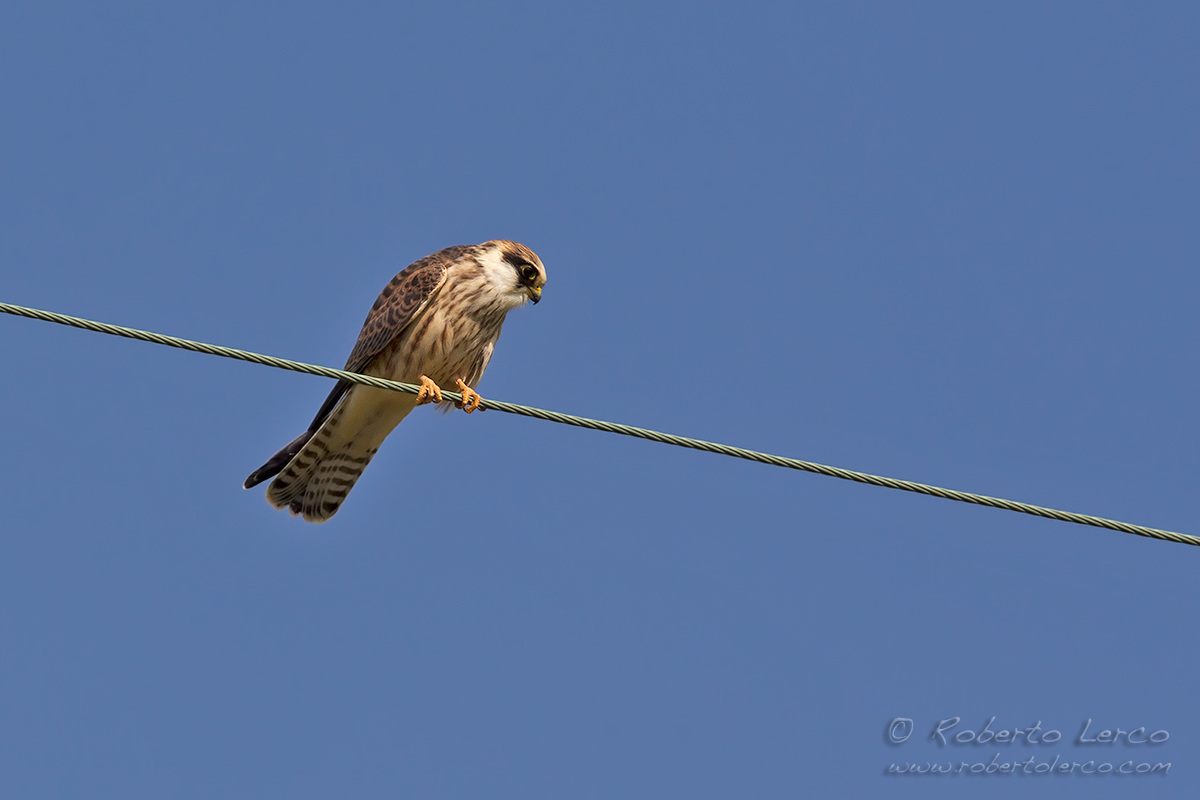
[244,240,547,522]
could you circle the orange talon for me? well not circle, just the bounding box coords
[455,378,482,413]
[415,375,443,405]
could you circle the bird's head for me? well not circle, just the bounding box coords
[479,240,547,307]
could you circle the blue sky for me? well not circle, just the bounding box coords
[1,2,1197,797]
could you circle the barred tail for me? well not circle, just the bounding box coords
[248,386,415,523]
[265,401,376,522]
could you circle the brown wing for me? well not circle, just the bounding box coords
[304,245,473,431]
[343,246,471,372]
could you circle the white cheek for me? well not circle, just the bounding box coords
[486,269,513,294]
[477,248,529,305]
[477,250,516,290]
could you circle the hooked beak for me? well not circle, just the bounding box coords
[527,285,542,304]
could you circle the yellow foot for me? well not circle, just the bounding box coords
[455,379,482,413]
[415,375,443,405]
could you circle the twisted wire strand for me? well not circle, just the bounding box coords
[1,300,1194,547]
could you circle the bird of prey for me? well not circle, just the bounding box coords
[244,240,547,522]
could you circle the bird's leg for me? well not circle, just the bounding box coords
[415,375,443,405]
[455,379,483,414]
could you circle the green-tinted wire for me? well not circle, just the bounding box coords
[1,300,1194,547]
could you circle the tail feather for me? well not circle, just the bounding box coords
[262,404,344,512]
[251,386,415,523]
[288,444,380,521]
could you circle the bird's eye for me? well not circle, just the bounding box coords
[521,265,538,281]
